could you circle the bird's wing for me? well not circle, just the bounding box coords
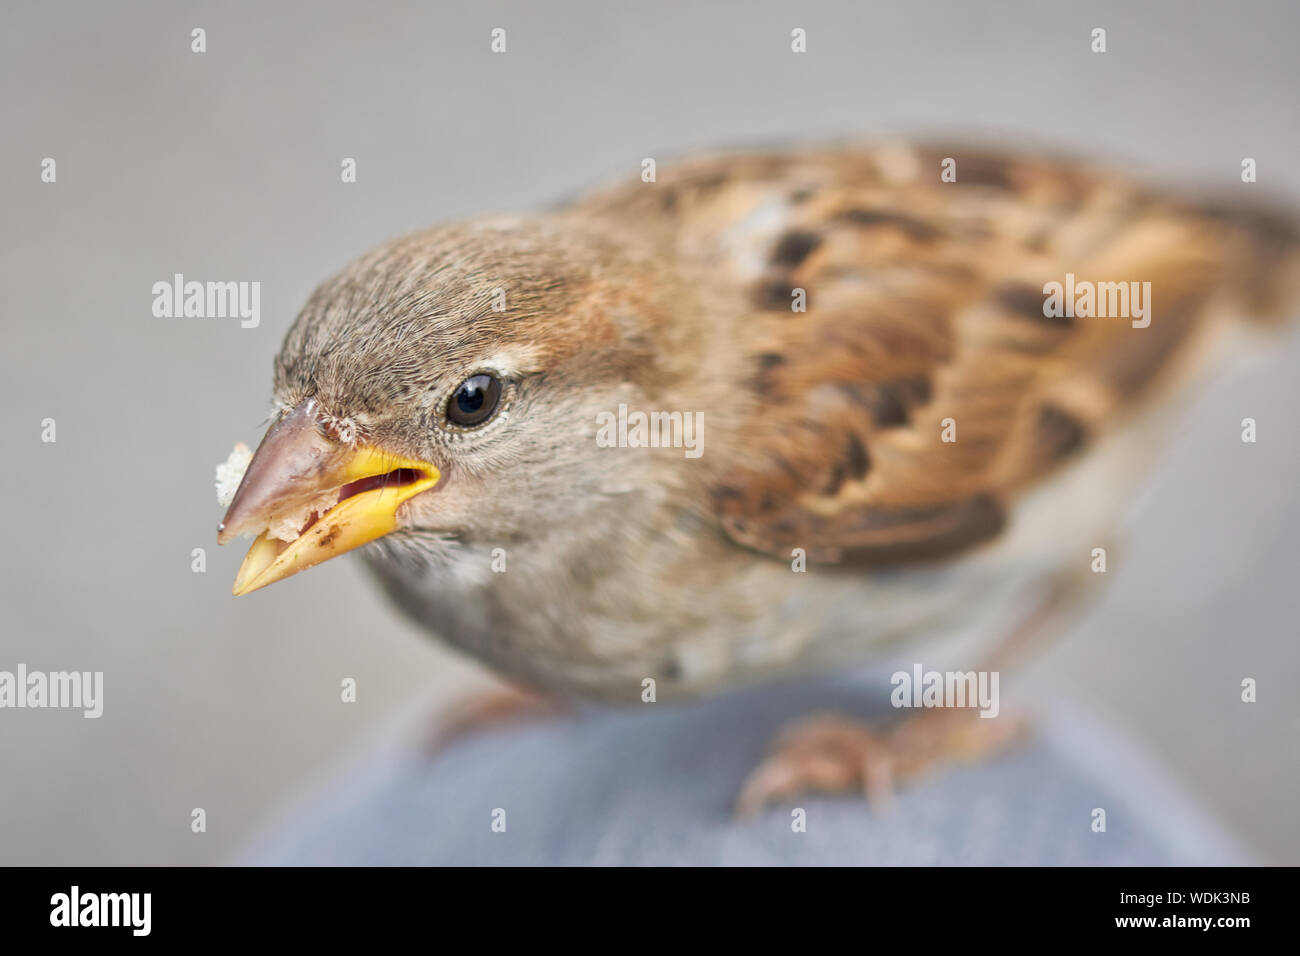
[580,144,1299,565]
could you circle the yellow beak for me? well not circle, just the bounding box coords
[217,400,440,595]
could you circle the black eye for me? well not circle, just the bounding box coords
[446,374,503,427]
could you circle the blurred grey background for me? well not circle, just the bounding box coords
[1,0,1297,865]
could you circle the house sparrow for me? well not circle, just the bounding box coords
[217,144,1298,808]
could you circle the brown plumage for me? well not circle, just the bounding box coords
[222,142,1299,723]
[576,145,1298,568]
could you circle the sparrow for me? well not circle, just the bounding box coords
[217,143,1299,809]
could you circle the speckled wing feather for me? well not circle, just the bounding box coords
[578,144,1300,566]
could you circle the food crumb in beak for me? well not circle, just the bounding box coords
[214,440,339,543]
[215,442,252,507]
[265,491,338,543]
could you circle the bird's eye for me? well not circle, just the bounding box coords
[446,374,503,427]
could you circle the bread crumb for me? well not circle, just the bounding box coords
[216,443,253,507]
[266,492,338,542]
[216,442,338,541]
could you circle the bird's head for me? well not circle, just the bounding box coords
[217,216,711,594]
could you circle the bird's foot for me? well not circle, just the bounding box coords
[735,708,1028,818]
[423,684,571,756]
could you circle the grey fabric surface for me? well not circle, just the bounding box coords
[242,677,1249,866]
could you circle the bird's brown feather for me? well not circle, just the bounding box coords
[579,144,1299,566]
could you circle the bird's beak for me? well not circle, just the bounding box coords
[217,400,440,595]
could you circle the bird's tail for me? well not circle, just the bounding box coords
[1203,198,1300,324]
